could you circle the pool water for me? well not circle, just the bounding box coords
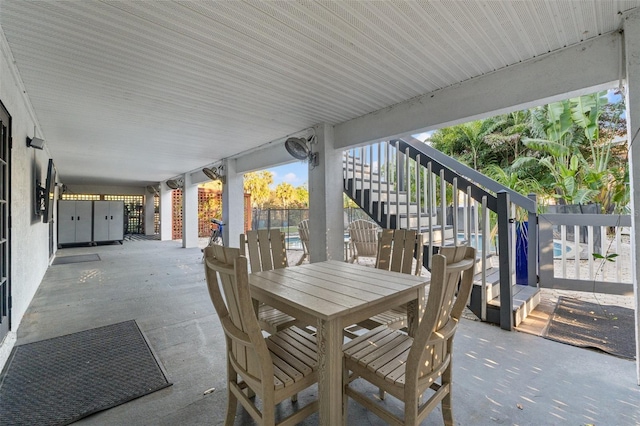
[456,234,491,252]
[285,234,350,250]
[456,233,570,257]
[286,236,303,249]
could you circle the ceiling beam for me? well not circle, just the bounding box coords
[234,141,297,174]
[334,32,622,149]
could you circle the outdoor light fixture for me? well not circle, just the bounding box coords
[165,178,183,190]
[56,182,68,194]
[146,185,160,196]
[202,165,226,184]
[285,135,318,167]
[26,136,45,150]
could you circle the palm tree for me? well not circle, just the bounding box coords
[275,182,295,208]
[457,118,505,170]
[484,110,530,165]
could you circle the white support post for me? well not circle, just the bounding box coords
[182,172,198,249]
[222,158,244,249]
[623,8,640,385]
[309,123,344,262]
[159,183,173,241]
[144,191,156,236]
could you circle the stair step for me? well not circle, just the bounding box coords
[474,268,501,290]
[343,171,382,183]
[395,216,455,232]
[486,285,541,327]
[345,179,392,191]
[384,204,437,215]
[468,266,540,328]
[369,192,408,203]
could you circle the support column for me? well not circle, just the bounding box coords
[527,193,538,287]
[309,123,344,262]
[222,158,244,248]
[182,172,198,248]
[623,8,640,385]
[159,183,172,241]
[497,190,513,331]
[144,190,156,236]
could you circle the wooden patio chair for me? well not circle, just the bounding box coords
[295,219,310,266]
[348,219,379,264]
[342,245,476,426]
[204,244,319,426]
[240,229,301,335]
[355,229,424,332]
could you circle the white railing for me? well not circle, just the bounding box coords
[343,137,542,330]
[343,142,488,261]
[539,213,633,295]
[344,141,494,322]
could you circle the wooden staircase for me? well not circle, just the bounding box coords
[468,266,540,327]
[343,137,540,330]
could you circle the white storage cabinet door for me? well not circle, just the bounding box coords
[108,201,124,241]
[93,201,124,243]
[58,200,92,245]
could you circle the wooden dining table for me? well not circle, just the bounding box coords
[248,260,428,425]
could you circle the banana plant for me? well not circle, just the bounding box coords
[514,92,614,207]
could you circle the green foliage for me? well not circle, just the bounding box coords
[274,182,295,208]
[592,252,618,262]
[516,91,627,209]
[294,185,309,207]
[429,89,628,213]
[484,164,541,221]
[344,193,358,208]
[244,171,274,209]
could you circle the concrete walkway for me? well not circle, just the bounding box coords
[12,240,640,425]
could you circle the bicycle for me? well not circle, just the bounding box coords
[207,218,225,246]
[202,218,224,261]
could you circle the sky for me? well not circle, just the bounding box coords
[268,161,309,188]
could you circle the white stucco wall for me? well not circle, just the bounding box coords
[0,29,53,369]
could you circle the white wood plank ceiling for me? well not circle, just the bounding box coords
[0,0,638,185]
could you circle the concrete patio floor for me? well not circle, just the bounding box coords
[11,239,640,425]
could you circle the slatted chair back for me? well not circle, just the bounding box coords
[203,245,270,394]
[352,229,424,334]
[348,219,379,263]
[241,229,300,335]
[296,220,310,265]
[408,246,475,408]
[376,229,424,276]
[240,229,287,273]
[342,245,476,426]
[204,244,319,425]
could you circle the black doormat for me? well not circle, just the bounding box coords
[52,253,101,265]
[544,296,636,360]
[125,234,160,241]
[0,320,172,425]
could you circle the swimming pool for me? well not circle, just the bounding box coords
[456,233,572,258]
[285,234,350,250]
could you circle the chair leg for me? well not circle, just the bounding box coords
[441,367,454,426]
[263,393,276,426]
[225,384,238,426]
[291,393,298,403]
[342,359,350,426]
[378,387,385,400]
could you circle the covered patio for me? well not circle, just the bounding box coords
[19,239,639,425]
[1,1,640,424]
